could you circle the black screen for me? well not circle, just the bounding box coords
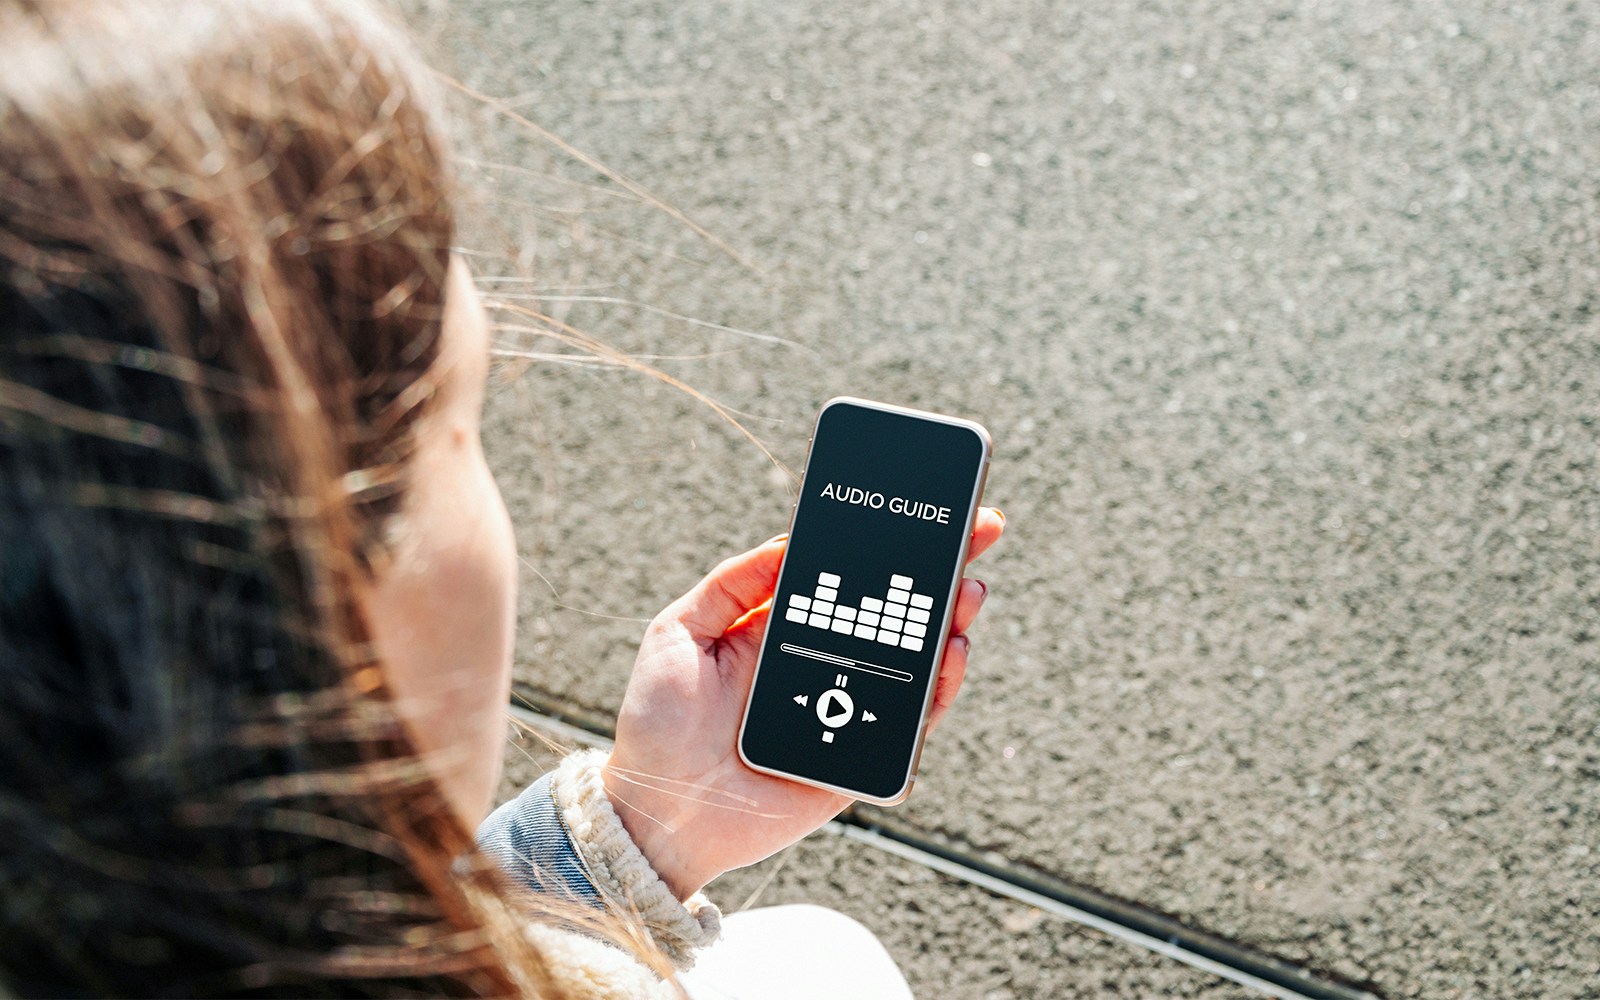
[740,399,988,801]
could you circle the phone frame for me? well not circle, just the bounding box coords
[736,396,991,805]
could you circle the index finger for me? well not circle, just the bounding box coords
[965,507,1005,564]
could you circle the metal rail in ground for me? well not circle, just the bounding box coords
[506,698,1383,1000]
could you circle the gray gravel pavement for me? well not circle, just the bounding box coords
[500,727,1252,999]
[405,1,1600,996]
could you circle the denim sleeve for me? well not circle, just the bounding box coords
[476,771,602,906]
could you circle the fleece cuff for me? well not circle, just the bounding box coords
[550,749,722,970]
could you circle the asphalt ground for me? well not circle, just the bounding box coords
[402,2,1600,996]
[499,722,1245,999]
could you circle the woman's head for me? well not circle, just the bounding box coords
[0,0,530,992]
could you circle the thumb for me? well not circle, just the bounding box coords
[670,535,787,641]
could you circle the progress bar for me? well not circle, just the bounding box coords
[779,643,913,683]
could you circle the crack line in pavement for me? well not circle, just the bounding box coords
[507,698,1382,1000]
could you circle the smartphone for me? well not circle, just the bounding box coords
[737,397,991,804]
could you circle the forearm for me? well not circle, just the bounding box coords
[477,769,601,904]
[476,750,722,969]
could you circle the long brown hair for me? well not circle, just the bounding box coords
[0,0,655,993]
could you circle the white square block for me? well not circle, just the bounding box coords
[822,731,834,743]
[860,596,884,613]
[900,636,923,652]
[908,607,930,624]
[858,611,880,627]
[814,585,838,602]
[789,594,811,611]
[880,618,903,634]
[813,600,834,616]
[887,588,911,604]
[808,613,831,628]
[818,572,842,588]
[877,631,899,645]
[831,618,853,634]
[910,594,934,610]
[836,606,857,621]
[785,608,808,624]
[853,624,876,641]
[885,603,908,619]
[890,574,914,590]
[905,621,927,638]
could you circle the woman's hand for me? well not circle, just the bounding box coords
[602,508,1005,899]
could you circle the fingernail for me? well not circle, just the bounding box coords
[993,508,1006,524]
[955,634,972,653]
[975,579,988,601]
[764,532,788,545]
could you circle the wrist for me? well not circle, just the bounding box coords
[600,756,712,900]
[549,751,723,967]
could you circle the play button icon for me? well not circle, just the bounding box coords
[815,688,854,728]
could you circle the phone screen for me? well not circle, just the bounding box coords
[739,399,989,802]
